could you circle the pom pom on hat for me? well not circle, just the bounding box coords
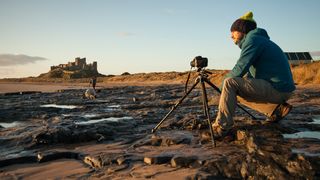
[240,11,256,23]
[230,11,257,34]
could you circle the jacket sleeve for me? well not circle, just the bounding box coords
[228,41,262,78]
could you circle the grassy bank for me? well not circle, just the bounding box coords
[0,61,319,86]
[291,61,320,84]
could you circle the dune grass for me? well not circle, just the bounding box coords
[0,61,319,86]
[291,61,320,84]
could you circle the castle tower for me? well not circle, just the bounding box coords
[92,61,97,72]
[75,57,81,66]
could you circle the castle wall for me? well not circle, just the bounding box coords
[50,57,98,73]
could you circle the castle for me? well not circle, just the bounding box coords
[50,57,97,72]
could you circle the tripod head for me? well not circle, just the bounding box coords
[196,67,212,75]
[184,67,212,95]
[193,67,212,81]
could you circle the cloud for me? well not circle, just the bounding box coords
[0,54,47,66]
[116,32,135,37]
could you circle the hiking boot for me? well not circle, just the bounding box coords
[266,102,292,123]
[211,124,230,140]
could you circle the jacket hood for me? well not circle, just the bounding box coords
[248,28,270,39]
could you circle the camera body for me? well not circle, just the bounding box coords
[190,56,208,68]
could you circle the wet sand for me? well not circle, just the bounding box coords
[1,159,92,179]
[0,82,88,93]
[0,81,181,94]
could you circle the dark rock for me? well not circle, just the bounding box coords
[306,156,320,177]
[144,153,174,165]
[30,122,116,146]
[171,155,198,168]
[0,151,83,168]
[37,151,82,163]
[0,156,38,168]
[3,91,41,96]
[285,154,314,178]
[188,171,226,180]
[151,131,193,146]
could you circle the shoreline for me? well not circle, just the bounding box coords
[0,82,88,93]
[1,81,319,94]
[0,81,182,94]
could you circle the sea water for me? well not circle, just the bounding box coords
[283,131,320,140]
[283,116,320,140]
[0,122,21,128]
[310,115,320,124]
[75,116,133,125]
[40,104,79,109]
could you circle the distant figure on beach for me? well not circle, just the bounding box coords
[89,76,97,90]
[211,11,296,139]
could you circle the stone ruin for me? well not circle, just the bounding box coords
[39,57,103,78]
[50,57,97,72]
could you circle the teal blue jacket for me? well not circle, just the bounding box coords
[227,28,295,92]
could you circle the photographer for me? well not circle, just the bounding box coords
[212,12,296,139]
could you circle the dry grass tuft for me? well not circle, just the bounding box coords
[291,61,320,85]
[101,70,229,86]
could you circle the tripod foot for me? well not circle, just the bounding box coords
[151,128,156,133]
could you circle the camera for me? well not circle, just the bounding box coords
[190,56,208,68]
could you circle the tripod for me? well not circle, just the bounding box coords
[151,68,256,146]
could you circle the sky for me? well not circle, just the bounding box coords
[1,0,320,78]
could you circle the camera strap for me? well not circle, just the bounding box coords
[184,67,193,94]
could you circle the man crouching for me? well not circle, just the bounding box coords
[211,12,295,139]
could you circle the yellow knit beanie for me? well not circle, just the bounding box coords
[231,11,257,33]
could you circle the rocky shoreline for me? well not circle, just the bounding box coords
[0,84,319,179]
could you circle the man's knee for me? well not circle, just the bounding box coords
[223,77,242,89]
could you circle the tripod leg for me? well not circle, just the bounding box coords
[200,80,216,146]
[204,79,257,120]
[151,79,200,133]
